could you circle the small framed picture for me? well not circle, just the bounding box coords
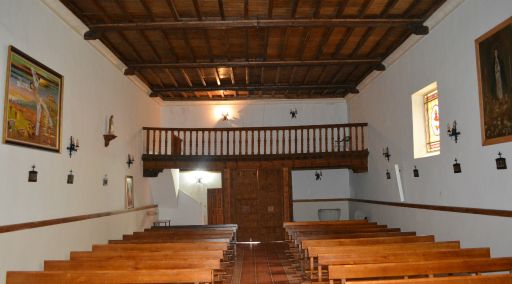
[125,175,134,209]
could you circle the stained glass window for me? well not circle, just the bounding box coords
[424,90,440,153]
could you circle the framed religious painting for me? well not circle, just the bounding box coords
[2,46,63,152]
[475,17,512,146]
[125,175,134,209]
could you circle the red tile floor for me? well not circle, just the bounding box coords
[227,242,308,284]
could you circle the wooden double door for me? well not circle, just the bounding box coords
[230,169,289,242]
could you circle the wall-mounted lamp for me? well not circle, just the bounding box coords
[447,120,461,143]
[66,136,79,158]
[67,170,74,184]
[385,169,391,180]
[290,108,298,119]
[221,112,229,121]
[453,158,462,173]
[103,174,108,186]
[127,154,134,168]
[496,152,507,170]
[197,177,203,184]
[382,147,391,162]
[315,170,322,181]
[28,165,38,182]
[413,166,419,177]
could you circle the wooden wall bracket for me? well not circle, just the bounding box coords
[103,134,117,147]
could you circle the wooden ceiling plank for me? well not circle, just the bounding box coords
[218,0,225,20]
[244,0,249,19]
[182,29,197,61]
[192,0,203,20]
[349,27,374,58]
[230,67,236,85]
[291,0,299,18]
[279,28,289,60]
[163,69,179,87]
[332,28,352,58]
[262,28,270,60]
[267,0,274,19]
[214,68,222,85]
[298,27,311,60]
[334,0,350,17]
[380,0,399,17]
[260,67,265,85]
[164,0,181,21]
[223,30,232,61]
[404,0,421,17]
[245,28,250,60]
[313,0,322,18]
[245,67,250,84]
[358,0,373,18]
[196,68,207,86]
[180,69,193,87]
[204,30,215,60]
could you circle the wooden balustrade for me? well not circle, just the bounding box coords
[142,123,367,158]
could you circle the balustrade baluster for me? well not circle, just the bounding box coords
[361,126,365,150]
[152,130,156,155]
[238,130,242,155]
[276,130,279,154]
[356,126,359,151]
[349,127,353,151]
[324,127,328,153]
[165,131,169,155]
[282,129,285,154]
[330,127,334,152]
[313,128,316,153]
[307,129,310,153]
[294,129,297,154]
[301,129,304,154]
[264,130,267,155]
[337,127,341,152]
[145,129,150,155]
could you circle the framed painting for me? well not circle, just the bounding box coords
[476,17,512,146]
[2,46,63,152]
[125,176,134,209]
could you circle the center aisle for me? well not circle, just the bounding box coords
[229,242,308,284]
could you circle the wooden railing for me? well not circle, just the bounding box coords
[143,123,367,157]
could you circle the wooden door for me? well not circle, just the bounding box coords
[207,188,224,225]
[232,169,284,242]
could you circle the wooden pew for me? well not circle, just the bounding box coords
[109,237,232,244]
[69,250,225,261]
[346,274,512,284]
[44,258,221,271]
[316,247,490,281]
[91,242,228,252]
[283,220,369,227]
[328,257,512,284]
[7,268,214,284]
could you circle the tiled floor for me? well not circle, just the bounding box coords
[229,242,307,284]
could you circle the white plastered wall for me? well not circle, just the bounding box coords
[348,0,512,255]
[0,1,159,282]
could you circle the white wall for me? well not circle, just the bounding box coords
[0,1,159,281]
[160,99,349,128]
[348,0,512,255]
[292,169,350,221]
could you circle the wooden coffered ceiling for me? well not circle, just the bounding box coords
[60,0,446,101]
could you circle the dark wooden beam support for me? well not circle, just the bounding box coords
[218,0,225,20]
[409,23,429,35]
[124,58,381,74]
[83,18,425,39]
[151,83,356,95]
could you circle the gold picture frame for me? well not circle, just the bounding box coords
[3,46,63,152]
[476,17,512,146]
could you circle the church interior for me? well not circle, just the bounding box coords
[1,0,512,283]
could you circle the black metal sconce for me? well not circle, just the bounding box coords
[103,174,108,186]
[67,170,74,184]
[197,177,203,184]
[447,120,461,143]
[28,165,38,182]
[315,170,322,181]
[453,158,462,173]
[221,112,229,121]
[413,166,419,177]
[385,169,391,179]
[382,147,391,162]
[127,154,134,168]
[496,152,507,170]
[66,136,79,158]
[290,108,298,119]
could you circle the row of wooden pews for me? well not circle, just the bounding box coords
[284,220,512,284]
[7,224,237,283]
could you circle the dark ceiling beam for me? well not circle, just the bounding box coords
[83,19,427,39]
[150,84,358,96]
[124,58,383,74]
